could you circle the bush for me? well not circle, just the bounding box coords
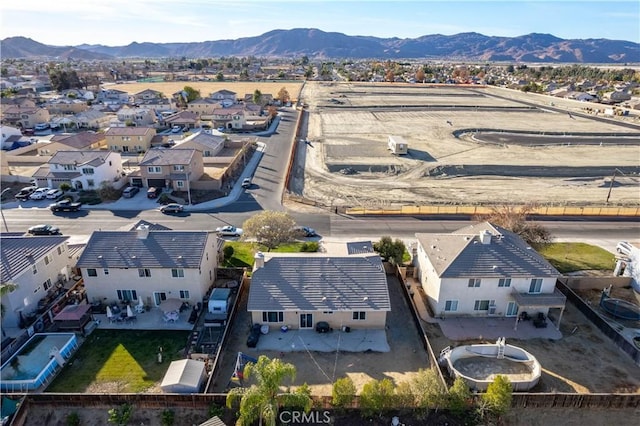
[98,182,121,201]
[160,408,175,426]
[300,242,319,252]
[59,182,72,192]
[360,378,396,418]
[65,411,80,426]
[223,245,235,259]
[107,403,133,425]
[208,403,224,418]
[332,376,356,408]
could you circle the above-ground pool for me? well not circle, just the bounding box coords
[0,333,78,392]
[439,337,541,392]
[600,290,640,321]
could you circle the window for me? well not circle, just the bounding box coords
[147,166,161,173]
[262,312,284,323]
[322,311,334,314]
[474,300,491,311]
[176,180,185,188]
[529,278,543,293]
[87,268,97,277]
[32,265,37,274]
[44,255,50,265]
[81,168,94,174]
[63,164,76,171]
[173,165,185,171]
[498,278,511,288]
[122,145,130,152]
[444,300,458,311]
[204,151,212,157]
[468,278,481,288]
[34,286,41,294]
[103,268,109,275]
[57,246,63,255]
[179,290,190,299]
[43,279,52,291]
[352,311,366,320]
[138,268,151,277]
[171,268,185,278]
[117,289,137,301]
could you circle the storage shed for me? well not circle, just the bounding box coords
[387,135,408,155]
[160,359,207,393]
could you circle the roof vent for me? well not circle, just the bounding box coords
[177,255,183,260]
[98,255,103,259]
[492,265,498,270]
[363,296,369,301]
[322,296,327,302]
[480,230,492,245]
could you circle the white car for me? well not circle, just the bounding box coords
[171,125,182,133]
[616,241,633,257]
[29,187,51,200]
[215,225,243,237]
[45,189,64,199]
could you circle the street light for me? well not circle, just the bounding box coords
[1,188,11,232]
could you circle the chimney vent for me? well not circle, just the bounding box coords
[254,252,265,270]
[136,224,150,239]
[480,230,492,245]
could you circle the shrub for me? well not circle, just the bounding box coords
[332,376,356,408]
[107,403,133,425]
[65,411,80,426]
[447,377,472,417]
[300,242,319,252]
[208,403,224,418]
[98,182,120,201]
[223,245,235,259]
[59,182,72,192]
[360,378,396,418]
[160,408,174,426]
[481,375,512,418]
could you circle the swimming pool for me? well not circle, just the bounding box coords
[0,333,78,392]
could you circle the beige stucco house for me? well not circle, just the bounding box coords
[105,126,156,153]
[0,106,50,129]
[37,132,106,156]
[248,253,391,330]
[138,147,203,190]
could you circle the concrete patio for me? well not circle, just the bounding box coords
[92,307,194,331]
[254,327,390,353]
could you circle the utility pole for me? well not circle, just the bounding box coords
[606,168,623,204]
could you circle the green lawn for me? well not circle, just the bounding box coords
[534,242,616,273]
[47,330,189,393]
[221,241,319,268]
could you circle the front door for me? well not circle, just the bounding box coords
[299,313,313,329]
[506,302,519,317]
[154,292,167,306]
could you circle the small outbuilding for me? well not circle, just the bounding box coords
[160,359,207,393]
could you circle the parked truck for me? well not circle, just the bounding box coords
[387,135,408,155]
[49,199,82,212]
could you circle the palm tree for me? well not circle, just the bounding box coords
[226,355,312,426]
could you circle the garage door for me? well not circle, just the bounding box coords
[147,179,166,188]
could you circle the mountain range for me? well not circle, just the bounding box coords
[2,28,639,63]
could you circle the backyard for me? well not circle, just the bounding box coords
[47,330,189,393]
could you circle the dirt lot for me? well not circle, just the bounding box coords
[291,82,640,208]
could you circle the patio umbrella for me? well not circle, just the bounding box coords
[126,305,134,318]
[160,298,182,313]
[106,305,113,320]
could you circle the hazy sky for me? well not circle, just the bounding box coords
[1,0,638,46]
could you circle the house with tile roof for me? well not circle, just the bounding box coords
[32,150,123,190]
[1,234,72,329]
[105,126,156,153]
[76,225,219,309]
[209,89,237,107]
[187,98,222,119]
[36,131,106,156]
[138,148,203,190]
[248,253,391,330]
[175,131,225,157]
[415,222,566,328]
[115,106,157,127]
[0,105,50,129]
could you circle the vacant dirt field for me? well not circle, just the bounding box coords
[109,81,304,100]
[291,82,640,208]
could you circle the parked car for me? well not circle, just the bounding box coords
[171,125,182,133]
[160,203,184,214]
[45,189,64,199]
[49,199,82,212]
[27,224,61,235]
[293,226,317,237]
[15,186,38,201]
[29,187,51,200]
[241,178,252,189]
[146,187,159,199]
[34,123,50,131]
[122,186,140,198]
[616,241,634,256]
[215,225,243,237]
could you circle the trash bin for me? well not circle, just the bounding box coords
[342,326,351,333]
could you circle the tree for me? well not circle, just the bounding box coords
[182,86,200,102]
[373,236,406,265]
[360,378,396,418]
[59,182,72,192]
[416,68,426,83]
[242,211,297,251]
[332,376,356,409]
[107,403,133,425]
[226,356,312,426]
[253,89,263,105]
[447,377,471,416]
[481,375,512,418]
[216,72,224,81]
[277,87,290,103]
[403,368,447,410]
[474,204,552,245]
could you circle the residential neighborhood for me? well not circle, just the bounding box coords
[1,47,639,426]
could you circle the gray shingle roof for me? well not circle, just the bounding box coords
[248,256,390,312]
[1,235,70,282]
[75,230,212,269]
[49,150,113,167]
[346,241,374,255]
[416,222,559,278]
[139,148,195,166]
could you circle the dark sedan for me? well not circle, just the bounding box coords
[27,224,61,235]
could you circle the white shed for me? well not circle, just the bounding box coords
[388,135,408,155]
[160,359,207,393]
